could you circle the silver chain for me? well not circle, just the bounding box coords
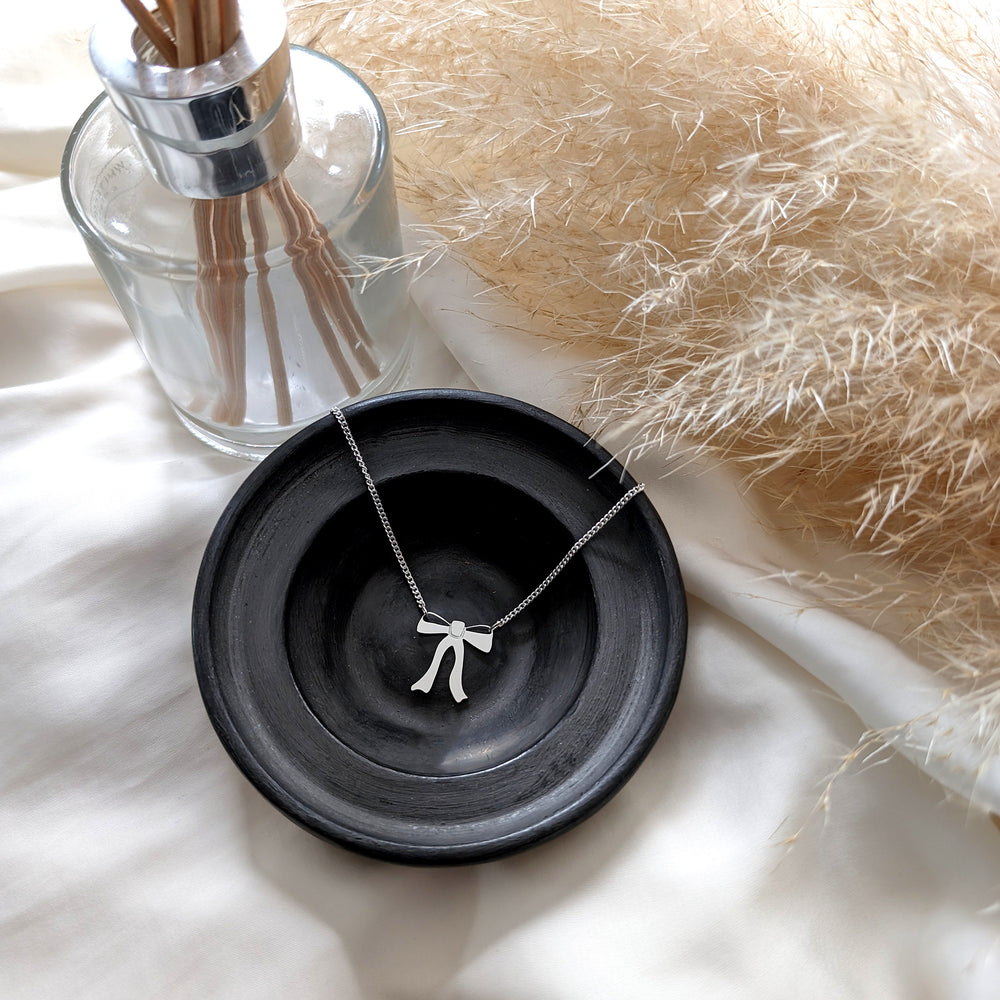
[332,406,645,633]
[332,406,429,616]
[488,480,645,630]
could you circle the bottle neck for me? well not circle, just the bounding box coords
[89,0,301,199]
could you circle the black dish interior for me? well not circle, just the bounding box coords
[286,472,595,777]
[193,390,686,865]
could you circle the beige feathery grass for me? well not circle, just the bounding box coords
[290,0,1000,775]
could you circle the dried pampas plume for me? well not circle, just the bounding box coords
[289,0,1000,767]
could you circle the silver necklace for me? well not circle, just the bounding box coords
[332,406,645,704]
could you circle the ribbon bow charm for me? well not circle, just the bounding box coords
[412,614,493,703]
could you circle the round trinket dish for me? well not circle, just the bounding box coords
[193,389,686,864]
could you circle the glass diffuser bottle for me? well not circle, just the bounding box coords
[61,0,413,459]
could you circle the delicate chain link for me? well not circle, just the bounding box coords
[331,407,428,616]
[488,481,646,631]
[332,406,645,633]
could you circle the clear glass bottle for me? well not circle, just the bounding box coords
[61,0,413,459]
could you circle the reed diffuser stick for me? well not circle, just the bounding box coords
[268,174,379,380]
[158,0,176,31]
[173,0,196,65]
[246,188,292,425]
[121,0,178,65]
[192,199,229,422]
[121,0,380,426]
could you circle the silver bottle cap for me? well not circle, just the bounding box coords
[89,0,300,199]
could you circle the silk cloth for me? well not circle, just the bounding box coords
[2,3,999,997]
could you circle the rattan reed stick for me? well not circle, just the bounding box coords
[158,0,176,32]
[172,0,196,65]
[265,175,362,395]
[121,0,178,65]
[193,199,231,423]
[272,174,379,378]
[246,188,293,425]
[218,194,249,426]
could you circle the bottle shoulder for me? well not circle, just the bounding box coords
[63,48,390,266]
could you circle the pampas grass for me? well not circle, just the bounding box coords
[289,0,1000,770]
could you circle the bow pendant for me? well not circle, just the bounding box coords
[412,614,493,703]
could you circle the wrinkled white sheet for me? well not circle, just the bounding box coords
[2,3,999,998]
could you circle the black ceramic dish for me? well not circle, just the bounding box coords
[193,389,686,865]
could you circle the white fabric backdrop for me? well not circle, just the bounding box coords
[2,3,999,998]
